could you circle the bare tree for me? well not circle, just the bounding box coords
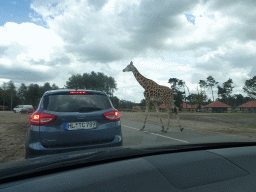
[206,76,218,102]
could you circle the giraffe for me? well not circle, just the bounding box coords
[123,61,183,133]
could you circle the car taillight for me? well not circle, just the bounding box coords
[70,91,87,94]
[30,113,57,125]
[102,111,121,121]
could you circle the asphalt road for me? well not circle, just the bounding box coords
[121,119,251,147]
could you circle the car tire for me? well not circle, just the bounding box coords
[14,110,16,113]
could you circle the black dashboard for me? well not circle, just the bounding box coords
[1,145,256,192]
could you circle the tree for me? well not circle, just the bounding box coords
[139,99,146,107]
[243,76,256,99]
[65,74,84,89]
[2,82,7,91]
[1,82,8,110]
[207,98,212,105]
[168,78,179,92]
[178,80,188,108]
[0,81,19,110]
[217,78,234,103]
[182,81,192,108]
[193,93,207,110]
[0,88,8,110]
[7,81,17,110]
[17,83,28,105]
[40,82,53,96]
[199,80,207,94]
[26,84,41,107]
[186,94,196,105]
[65,72,117,96]
[168,78,185,108]
[206,76,218,102]
[234,94,245,107]
[52,83,59,90]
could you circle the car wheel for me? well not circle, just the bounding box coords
[14,110,16,113]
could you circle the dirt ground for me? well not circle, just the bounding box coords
[0,111,30,164]
[0,111,256,164]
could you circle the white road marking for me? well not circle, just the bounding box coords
[122,125,189,143]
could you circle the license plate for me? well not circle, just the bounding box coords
[66,121,97,130]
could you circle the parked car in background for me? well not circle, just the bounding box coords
[13,105,33,113]
[25,89,123,159]
[20,107,34,114]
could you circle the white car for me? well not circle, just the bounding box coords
[13,105,33,113]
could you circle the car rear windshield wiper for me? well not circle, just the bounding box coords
[78,107,102,112]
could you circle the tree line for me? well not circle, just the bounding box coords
[0,71,117,110]
[0,72,255,111]
[168,76,255,110]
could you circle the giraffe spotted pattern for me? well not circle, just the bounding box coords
[123,61,182,132]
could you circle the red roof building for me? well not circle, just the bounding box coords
[237,101,256,113]
[191,104,204,109]
[238,101,256,108]
[158,104,180,110]
[159,103,205,112]
[181,103,192,109]
[204,100,231,113]
[158,104,166,109]
[204,100,231,108]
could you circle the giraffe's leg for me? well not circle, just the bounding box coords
[175,107,183,132]
[141,99,150,131]
[165,108,174,133]
[153,102,165,132]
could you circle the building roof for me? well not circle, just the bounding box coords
[158,104,180,109]
[160,103,205,109]
[204,100,231,108]
[181,103,192,109]
[238,101,256,108]
[158,104,166,109]
[191,104,205,109]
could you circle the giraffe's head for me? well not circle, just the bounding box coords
[123,61,134,72]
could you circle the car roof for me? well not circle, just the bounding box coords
[43,89,107,96]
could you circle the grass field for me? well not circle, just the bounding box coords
[0,111,29,164]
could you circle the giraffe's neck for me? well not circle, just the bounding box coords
[132,67,151,89]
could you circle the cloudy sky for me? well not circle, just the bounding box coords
[0,0,255,103]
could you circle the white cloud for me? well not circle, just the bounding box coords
[0,0,256,102]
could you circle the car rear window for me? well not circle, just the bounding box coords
[41,94,112,112]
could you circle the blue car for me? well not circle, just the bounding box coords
[25,89,123,159]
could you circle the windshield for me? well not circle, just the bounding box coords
[0,0,256,166]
